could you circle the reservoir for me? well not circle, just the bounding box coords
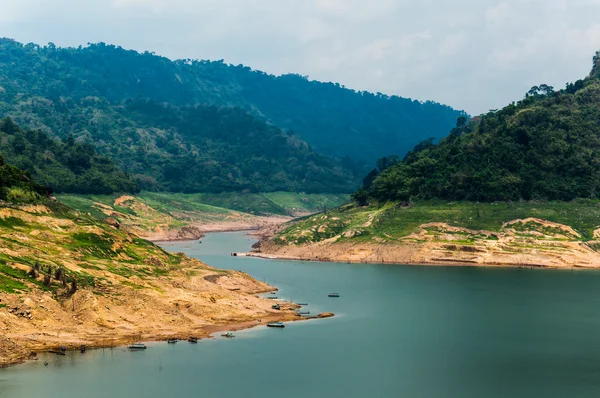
[2,232,600,397]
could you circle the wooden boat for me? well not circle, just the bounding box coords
[297,303,308,306]
[266,322,285,328]
[128,343,147,350]
[221,332,235,338]
[188,337,198,343]
[167,339,178,344]
[266,297,278,300]
[328,293,340,298]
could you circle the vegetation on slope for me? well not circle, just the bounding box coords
[0,155,49,202]
[56,192,349,239]
[0,38,463,179]
[0,118,137,194]
[274,200,600,246]
[356,51,600,203]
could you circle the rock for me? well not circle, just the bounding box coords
[104,217,120,229]
[317,312,335,318]
[145,256,164,268]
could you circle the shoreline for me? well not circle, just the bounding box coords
[141,216,291,243]
[239,251,588,270]
[5,310,333,369]
[2,301,334,369]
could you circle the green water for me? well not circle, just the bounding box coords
[2,232,600,397]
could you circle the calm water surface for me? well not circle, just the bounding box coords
[2,231,600,397]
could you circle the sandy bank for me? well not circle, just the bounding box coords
[0,259,329,369]
[139,216,291,242]
[254,221,600,269]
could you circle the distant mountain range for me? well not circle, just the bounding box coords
[0,38,464,193]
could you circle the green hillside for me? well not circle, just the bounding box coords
[0,118,137,194]
[357,51,600,203]
[0,38,463,175]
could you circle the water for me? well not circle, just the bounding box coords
[3,232,600,397]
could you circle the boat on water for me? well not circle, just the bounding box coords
[266,322,285,328]
[188,337,198,343]
[128,343,147,350]
[328,293,340,298]
[80,345,87,353]
[167,339,179,344]
[296,311,310,315]
[297,303,308,306]
[221,332,235,338]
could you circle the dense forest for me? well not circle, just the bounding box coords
[355,51,600,204]
[0,38,463,173]
[0,118,137,194]
[0,153,49,202]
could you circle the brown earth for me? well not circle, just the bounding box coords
[0,261,308,368]
[0,203,317,368]
[142,216,291,242]
[253,220,600,268]
[91,195,291,242]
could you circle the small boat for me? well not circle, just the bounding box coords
[221,332,235,338]
[266,322,285,328]
[49,350,66,356]
[266,296,278,300]
[272,304,280,310]
[297,303,308,306]
[80,345,87,353]
[167,339,178,344]
[128,343,147,350]
[328,293,340,298]
[296,311,310,315]
[188,337,198,343]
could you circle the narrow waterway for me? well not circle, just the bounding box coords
[2,231,600,397]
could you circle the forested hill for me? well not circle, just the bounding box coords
[356,51,600,203]
[0,153,49,202]
[0,40,355,193]
[0,118,137,194]
[0,39,463,166]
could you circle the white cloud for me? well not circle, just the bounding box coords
[0,0,599,114]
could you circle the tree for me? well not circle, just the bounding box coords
[592,50,600,77]
[352,187,369,206]
[69,279,77,295]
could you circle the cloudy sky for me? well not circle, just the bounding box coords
[1,0,600,114]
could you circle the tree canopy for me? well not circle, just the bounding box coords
[0,38,464,188]
[356,51,600,203]
[0,118,138,194]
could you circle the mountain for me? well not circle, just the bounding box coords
[0,39,464,191]
[0,117,137,194]
[357,51,600,203]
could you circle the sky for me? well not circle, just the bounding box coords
[1,0,600,114]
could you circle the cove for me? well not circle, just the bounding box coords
[2,231,600,398]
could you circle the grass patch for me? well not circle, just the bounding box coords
[121,281,146,290]
[0,274,28,293]
[276,199,600,244]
